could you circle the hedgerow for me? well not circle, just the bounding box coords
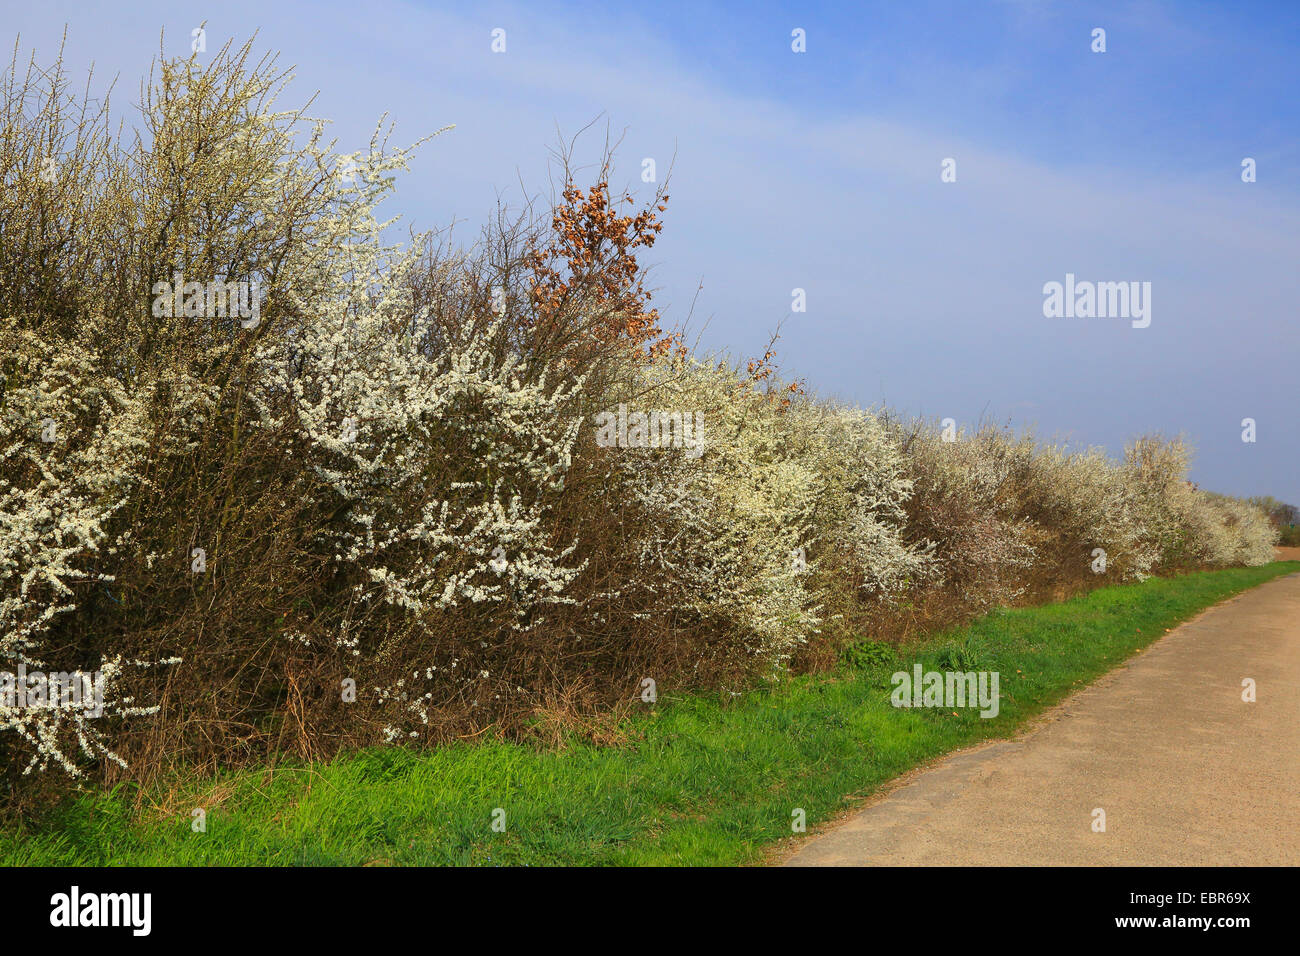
[0,39,1278,807]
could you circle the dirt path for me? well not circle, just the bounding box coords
[783,570,1300,866]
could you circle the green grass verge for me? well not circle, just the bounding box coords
[5,561,1296,867]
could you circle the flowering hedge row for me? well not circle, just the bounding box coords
[0,41,1276,800]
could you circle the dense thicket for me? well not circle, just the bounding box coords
[0,41,1278,807]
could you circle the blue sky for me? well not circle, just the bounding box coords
[8,0,1299,501]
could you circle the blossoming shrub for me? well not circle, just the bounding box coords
[1019,441,1159,584]
[899,425,1041,612]
[898,424,1276,623]
[1249,496,1300,547]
